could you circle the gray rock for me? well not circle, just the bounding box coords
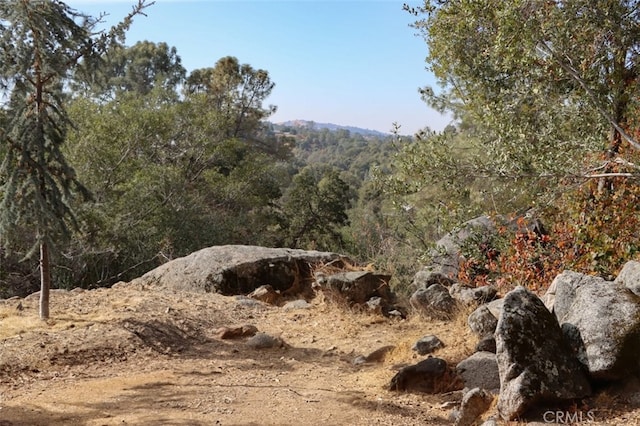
[412,216,498,288]
[455,388,494,426]
[468,304,498,337]
[129,245,349,295]
[450,283,498,305]
[496,286,591,421]
[411,269,457,289]
[412,335,445,355]
[389,357,462,393]
[282,299,312,310]
[314,271,392,305]
[475,336,496,354]
[555,271,640,380]
[485,298,504,320]
[615,260,640,297]
[549,270,597,320]
[456,351,500,392]
[246,332,287,349]
[410,283,458,320]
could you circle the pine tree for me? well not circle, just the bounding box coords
[0,0,152,319]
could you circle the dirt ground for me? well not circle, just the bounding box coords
[1,282,640,425]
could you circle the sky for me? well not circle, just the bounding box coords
[65,0,451,135]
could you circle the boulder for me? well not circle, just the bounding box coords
[614,260,640,297]
[412,216,498,285]
[450,283,498,305]
[389,357,462,393]
[554,271,640,380]
[547,270,596,320]
[485,298,504,320]
[456,351,500,392]
[129,245,348,295]
[496,286,591,421]
[246,332,288,349]
[410,284,458,320]
[468,304,498,337]
[411,269,456,289]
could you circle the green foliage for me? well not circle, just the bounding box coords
[377,0,640,294]
[184,57,277,140]
[280,165,351,251]
[63,80,290,288]
[94,40,186,96]
[409,0,640,186]
[0,0,152,316]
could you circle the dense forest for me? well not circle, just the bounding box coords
[2,1,640,311]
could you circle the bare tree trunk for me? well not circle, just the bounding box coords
[39,240,51,320]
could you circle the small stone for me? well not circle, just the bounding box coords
[412,335,445,355]
[246,332,287,349]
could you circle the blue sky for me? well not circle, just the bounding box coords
[66,0,450,134]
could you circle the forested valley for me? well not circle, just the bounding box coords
[3,0,640,306]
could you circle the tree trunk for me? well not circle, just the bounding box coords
[39,240,51,320]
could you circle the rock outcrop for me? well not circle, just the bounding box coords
[129,245,348,295]
[468,304,498,337]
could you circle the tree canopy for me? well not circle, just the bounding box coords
[408,0,640,184]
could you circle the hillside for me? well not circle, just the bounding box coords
[273,120,391,138]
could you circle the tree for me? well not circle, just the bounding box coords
[83,40,186,97]
[184,56,277,140]
[280,165,351,250]
[64,80,290,288]
[407,0,640,188]
[0,0,152,319]
[396,1,640,284]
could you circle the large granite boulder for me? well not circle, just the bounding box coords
[129,245,348,295]
[552,270,640,381]
[496,286,591,420]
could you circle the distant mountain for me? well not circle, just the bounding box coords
[273,119,390,138]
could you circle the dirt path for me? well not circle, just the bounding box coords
[0,285,470,425]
